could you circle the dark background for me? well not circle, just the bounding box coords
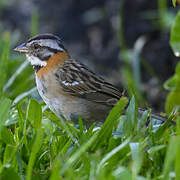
[1,0,179,112]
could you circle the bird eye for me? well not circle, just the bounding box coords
[33,43,40,50]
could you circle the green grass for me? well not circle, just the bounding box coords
[0,3,180,180]
[0,94,177,180]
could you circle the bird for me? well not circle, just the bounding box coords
[14,33,168,127]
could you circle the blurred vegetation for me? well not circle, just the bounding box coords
[165,10,180,114]
[0,0,179,179]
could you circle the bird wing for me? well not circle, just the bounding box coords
[55,59,123,106]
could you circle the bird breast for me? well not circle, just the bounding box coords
[35,71,111,126]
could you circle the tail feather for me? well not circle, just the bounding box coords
[138,108,176,126]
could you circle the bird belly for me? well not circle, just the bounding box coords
[36,75,111,126]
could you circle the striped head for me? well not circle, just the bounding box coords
[14,34,68,72]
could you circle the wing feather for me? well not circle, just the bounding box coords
[55,59,123,106]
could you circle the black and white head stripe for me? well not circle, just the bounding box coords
[24,34,67,70]
[27,34,60,42]
[27,34,65,52]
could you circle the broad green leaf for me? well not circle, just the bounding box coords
[163,136,177,179]
[130,142,143,178]
[165,62,180,113]
[138,109,149,132]
[26,128,44,180]
[170,10,180,57]
[0,97,12,132]
[49,156,64,180]
[175,62,180,90]
[0,32,10,96]
[0,166,20,180]
[165,90,180,114]
[124,96,137,136]
[163,76,176,91]
[27,98,42,130]
[3,61,29,92]
[3,144,17,165]
[113,166,132,180]
[175,136,180,180]
[0,127,15,145]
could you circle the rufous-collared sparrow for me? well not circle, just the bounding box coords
[14,33,167,126]
[14,34,124,126]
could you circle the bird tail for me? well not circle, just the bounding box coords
[138,108,176,126]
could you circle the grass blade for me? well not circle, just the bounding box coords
[27,98,42,130]
[26,128,44,180]
[97,138,130,174]
[91,97,128,150]
[61,132,98,175]
[130,142,143,179]
[3,61,29,92]
[163,136,177,179]
[0,97,12,132]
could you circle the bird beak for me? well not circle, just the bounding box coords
[14,43,29,53]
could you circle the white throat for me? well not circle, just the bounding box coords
[26,54,47,67]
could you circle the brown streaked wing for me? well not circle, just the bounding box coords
[55,59,122,106]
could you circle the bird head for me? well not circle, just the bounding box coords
[14,33,68,72]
